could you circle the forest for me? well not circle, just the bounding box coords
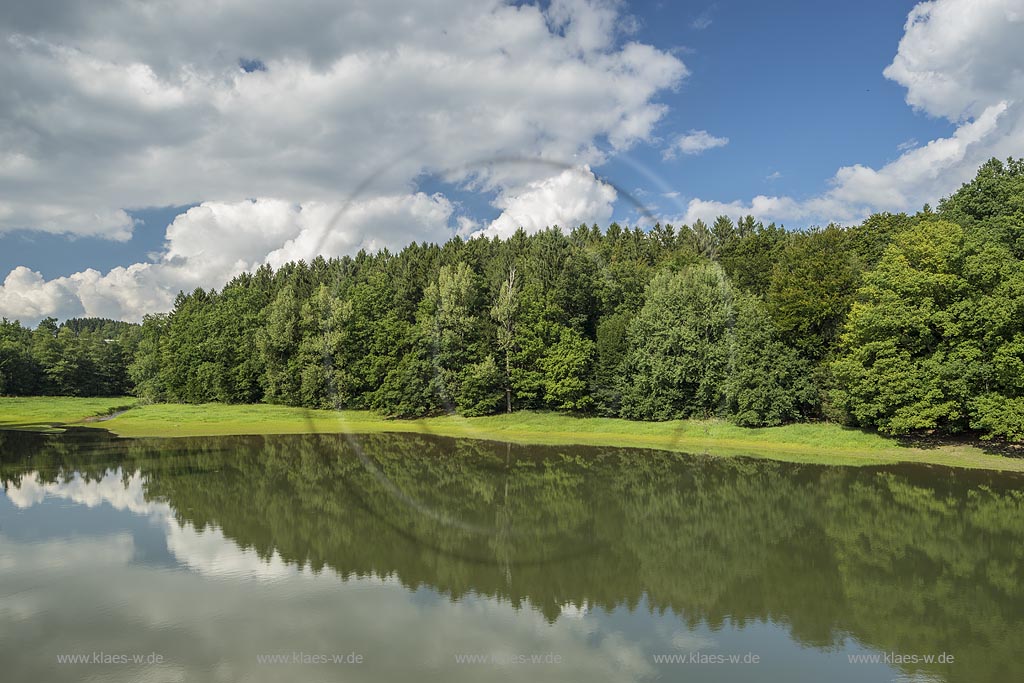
[1,158,1023,440]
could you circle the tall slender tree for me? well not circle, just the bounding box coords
[491,266,519,413]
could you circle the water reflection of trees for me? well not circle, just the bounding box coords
[2,429,1022,682]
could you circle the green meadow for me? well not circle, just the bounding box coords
[2,397,1021,472]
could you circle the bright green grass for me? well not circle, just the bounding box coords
[0,396,137,432]
[3,398,1018,472]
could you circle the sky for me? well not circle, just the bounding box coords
[1,0,1022,324]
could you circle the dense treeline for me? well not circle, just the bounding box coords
[0,317,136,396]
[126,218,840,425]
[1,159,1022,440]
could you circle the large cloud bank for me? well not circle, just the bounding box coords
[3,0,1024,323]
[0,0,684,323]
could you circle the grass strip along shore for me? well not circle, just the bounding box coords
[2,396,1022,472]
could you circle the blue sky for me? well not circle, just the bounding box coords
[1,0,1020,322]
[0,205,190,280]
[351,0,956,233]
[616,0,952,206]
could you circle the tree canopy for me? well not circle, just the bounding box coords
[2,159,1023,443]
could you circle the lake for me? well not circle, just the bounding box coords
[1,428,1022,682]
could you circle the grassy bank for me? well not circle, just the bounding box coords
[0,396,137,431]
[2,397,1022,471]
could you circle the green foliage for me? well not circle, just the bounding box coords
[831,220,971,433]
[2,159,1022,445]
[540,326,595,411]
[421,262,481,408]
[969,394,1024,441]
[849,212,914,267]
[258,283,303,405]
[940,157,1024,257]
[1,316,135,397]
[128,314,168,401]
[831,218,1024,438]
[456,355,505,416]
[766,225,862,359]
[726,295,817,426]
[0,319,38,395]
[374,346,436,417]
[591,311,631,416]
[490,266,520,413]
[720,219,787,295]
[619,262,735,420]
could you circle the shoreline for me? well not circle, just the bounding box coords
[1,397,1023,472]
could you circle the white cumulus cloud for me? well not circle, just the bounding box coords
[0,194,456,324]
[0,0,688,323]
[663,130,730,159]
[478,166,617,238]
[883,0,1024,121]
[0,0,685,241]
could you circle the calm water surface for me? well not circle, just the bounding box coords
[1,429,1022,682]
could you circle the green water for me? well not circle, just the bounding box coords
[1,429,1022,682]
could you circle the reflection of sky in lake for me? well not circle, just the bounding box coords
[1,468,935,683]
